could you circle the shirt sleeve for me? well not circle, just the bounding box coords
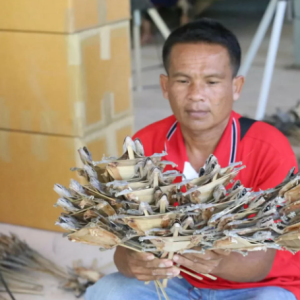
[253,144,298,191]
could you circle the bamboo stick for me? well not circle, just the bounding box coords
[154,281,162,300]
[0,288,43,295]
[0,269,37,283]
[163,224,180,288]
[127,145,135,160]
[182,217,193,230]
[156,280,170,300]
[3,280,42,291]
[159,197,168,214]
[153,171,159,188]
[201,273,217,280]
[176,267,203,281]
[0,273,43,288]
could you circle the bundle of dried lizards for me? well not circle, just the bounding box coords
[54,136,300,296]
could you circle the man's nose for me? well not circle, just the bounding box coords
[188,82,207,102]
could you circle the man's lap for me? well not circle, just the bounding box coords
[85,272,296,300]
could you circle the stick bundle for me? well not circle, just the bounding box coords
[54,136,300,292]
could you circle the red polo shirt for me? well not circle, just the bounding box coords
[133,110,300,298]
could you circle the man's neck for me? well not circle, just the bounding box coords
[181,116,230,172]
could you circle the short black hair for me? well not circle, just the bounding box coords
[162,18,241,77]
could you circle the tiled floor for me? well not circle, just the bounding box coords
[1,13,300,300]
[0,223,117,300]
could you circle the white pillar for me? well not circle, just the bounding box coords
[255,0,287,120]
[239,0,278,77]
[133,10,143,91]
[147,8,171,40]
[294,0,300,65]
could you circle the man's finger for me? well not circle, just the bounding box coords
[144,258,174,269]
[133,266,180,281]
[151,267,180,277]
[173,255,214,274]
[130,256,174,268]
[129,251,174,268]
[132,265,178,276]
[130,251,155,261]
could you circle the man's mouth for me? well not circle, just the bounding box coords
[186,110,210,118]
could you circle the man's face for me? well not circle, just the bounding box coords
[160,43,244,133]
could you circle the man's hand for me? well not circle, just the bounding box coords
[173,249,230,274]
[114,246,180,281]
[173,248,276,283]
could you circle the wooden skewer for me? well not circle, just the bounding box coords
[182,217,193,230]
[139,165,144,177]
[163,223,180,288]
[146,269,208,291]
[156,280,170,300]
[127,144,135,160]
[159,200,166,214]
[159,196,168,214]
[212,172,219,181]
[154,281,162,300]
[153,171,159,188]
[200,273,217,280]
[176,267,203,281]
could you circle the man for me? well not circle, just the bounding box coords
[86,19,300,300]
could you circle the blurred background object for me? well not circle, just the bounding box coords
[131,0,216,45]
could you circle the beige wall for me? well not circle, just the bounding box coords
[0,0,130,33]
[0,21,132,137]
[0,0,133,231]
[0,122,133,231]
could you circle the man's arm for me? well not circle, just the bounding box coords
[215,250,276,282]
[173,248,276,282]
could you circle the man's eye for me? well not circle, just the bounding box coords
[177,80,188,83]
[208,81,218,85]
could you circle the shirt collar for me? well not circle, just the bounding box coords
[214,112,239,167]
[164,112,240,175]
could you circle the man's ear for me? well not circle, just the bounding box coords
[160,74,169,100]
[232,75,245,101]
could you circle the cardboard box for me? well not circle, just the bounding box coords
[0,117,133,231]
[0,0,130,33]
[0,21,132,137]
